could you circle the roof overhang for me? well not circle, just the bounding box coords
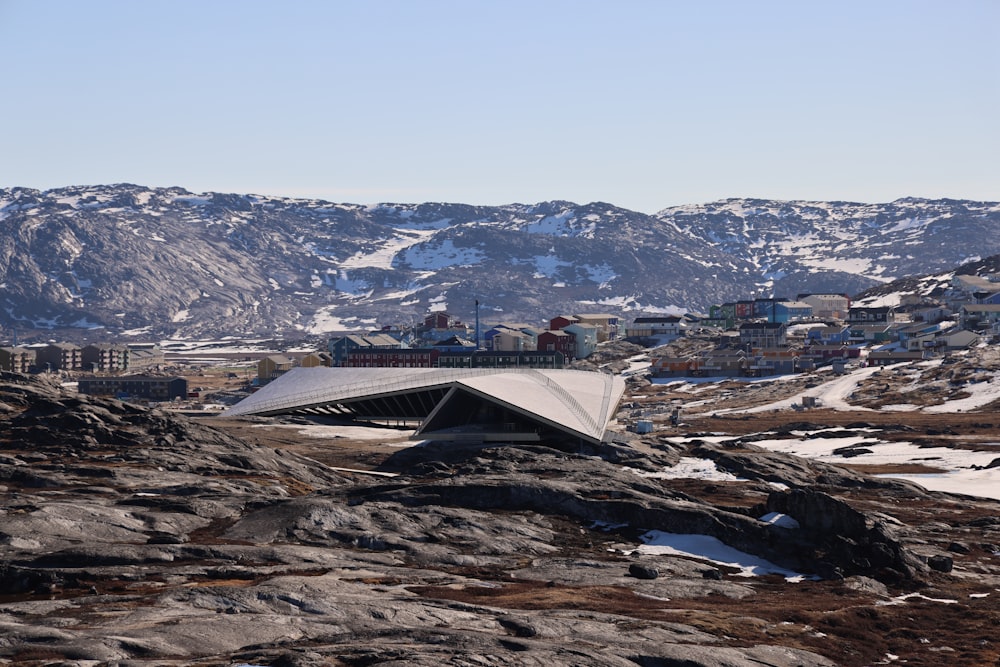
[223,367,626,444]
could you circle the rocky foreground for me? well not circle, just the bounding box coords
[3,371,1000,666]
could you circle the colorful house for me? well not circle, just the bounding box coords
[258,355,295,383]
[563,322,599,359]
[537,330,576,359]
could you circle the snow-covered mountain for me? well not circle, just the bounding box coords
[1,184,998,340]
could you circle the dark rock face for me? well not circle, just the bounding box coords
[1,371,998,666]
[763,489,924,580]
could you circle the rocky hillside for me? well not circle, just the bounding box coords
[4,369,1000,665]
[1,185,998,339]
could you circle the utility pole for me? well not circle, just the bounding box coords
[475,300,481,350]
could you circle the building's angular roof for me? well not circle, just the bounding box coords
[223,367,626,444]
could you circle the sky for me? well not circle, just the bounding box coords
[2,1,998,213]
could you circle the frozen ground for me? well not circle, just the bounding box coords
[636,347,1000,502]
[634,530,814,581]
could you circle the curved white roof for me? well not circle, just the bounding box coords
[224,367,625,444]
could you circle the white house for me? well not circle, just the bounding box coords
[627,316,685,340]
[564,322,599,359]
[798,293,850,319]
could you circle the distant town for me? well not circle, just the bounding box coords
[2,271,999,404]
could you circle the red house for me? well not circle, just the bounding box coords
[537,330,575,359]
[735,300,755,320]
[549,315,580,331]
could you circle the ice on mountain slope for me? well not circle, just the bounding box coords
[339,229,438,270]
[396,239,486,270]
[521,209,600,238]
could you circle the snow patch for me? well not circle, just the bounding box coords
[635,531,814,580]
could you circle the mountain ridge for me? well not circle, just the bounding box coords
[2,184,998,340]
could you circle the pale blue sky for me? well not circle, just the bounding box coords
[2,1,997,212]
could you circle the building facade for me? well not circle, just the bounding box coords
[537,330,576,359]
[81,343,130,372]
[328,334,402,366]
[798,293,850,319]
[563,323,599,359]
[573,314,619,341]
[78,375,188,401]
[0,346,35,373]
[258,355,295,383]
[738,322,787,349]
[347,348,440,368]
[36,343,82,372]
[436,350,564,369]
[627,316,684,339]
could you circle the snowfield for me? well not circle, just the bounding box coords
[642,350,1000,501]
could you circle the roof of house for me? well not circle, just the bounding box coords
[262,354,294,365]
[943,330,980,346]
[632,316,683,324]
[849,323,892,331]
[495,329,531,339]
[953,275,995,290]
[739,322,786,330]
[364,333,403,346]
[868,350,926,359]
[488,322,537,331]
[433,336,476,347]
[334,333,402,348]
[223,367,626,445]
[798,293,849,300]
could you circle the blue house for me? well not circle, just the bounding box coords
[328,333,401,366]
[773,300,813,323]
[807,324,851,345]
[897,321,944,345]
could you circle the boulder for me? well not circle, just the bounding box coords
[628,563,660,580]
[928,555,954,573]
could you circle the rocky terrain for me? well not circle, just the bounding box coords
[4,361,1000,666]
[2,185,999,339]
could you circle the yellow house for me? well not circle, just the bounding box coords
[573,313,620,342]
[300,351,332,368]
[258,355,295,383]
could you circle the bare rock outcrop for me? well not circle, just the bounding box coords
[2,372,999,666]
